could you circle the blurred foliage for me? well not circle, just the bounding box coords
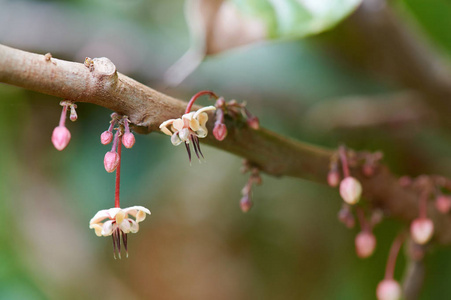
[1,0,451,299]
[232,0,361,39]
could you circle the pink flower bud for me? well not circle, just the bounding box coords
[100,131,113,145]
[327,169,341,187]
[122,132,135,148]
[355,231,376,258]
[51,126,71,151]
[247,116,260,130]
[410,218,434,244]
[435,195,451,214]
[339,177,362,205]
[104,151,120,173]
[376,279,402,300]
[213,123,227,141]
[240,196,253,213]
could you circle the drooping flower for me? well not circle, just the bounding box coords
[89,206,151,259]
[52,126,71,151]
[159,106,216,161]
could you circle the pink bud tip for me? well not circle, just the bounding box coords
[240,196,253,213]
[247,116,260,130]
[376,279,402,300]
[355,231,376,258]
[339,177,362,205]
[100,131,113,145]
[51,126,71,151]
[213,123,227,141]
[327,170,341,187]
[104,151,120,173]
[70,111,78,121]
[122,132,135,148]
[435,195,451,214]
[410,218,434,245]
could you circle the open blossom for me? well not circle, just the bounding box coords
[89,206,150,258]
[159,106,216,161]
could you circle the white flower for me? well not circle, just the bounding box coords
[159,106,216,161]
[89,206,150,258]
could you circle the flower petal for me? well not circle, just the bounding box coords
[129,219,140,233]
[189,118,200,131]
[196,112,209,128]
[173,118,185,132]
[89,224,104,237]
[193,106,216,119]
[136,210,148,223]
[123,206,151,217]
[89,209,111,225]
[119,219,131,233]
[171,133,182,146]
[179,128,190,142]
[107,207,122,219]
[101,220,115,236]
[159,119,175,136]
[196,126,208,138]
[115,209,126,224]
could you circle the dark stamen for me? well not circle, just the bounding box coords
[185,142,191,162]
[191,135,200,160]
[115,228,122,259]
[194,136,204,159]
[122,231,128,258]
[112,231,118,259]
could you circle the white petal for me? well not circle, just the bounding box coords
[123,206,151,216]
[107,207,121,219]
[171,133,182,146]
[179,128,190,141]
[196,126,208,138]
[136,210,148,223]
[119,219,131,233]
[173,118,185,132]
[197,112,209,128]
[129,219,140,233]
[193,106,216,119]
[115,209,126,224]
[159,119,176,136]
[189,118,200,131]
[89,209,111,225]
[101,220,115,236]
[182,112,195,120]
[89,224,103,237]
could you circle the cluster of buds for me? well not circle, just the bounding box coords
[51,100,77,151]
[239,160,262,212]
[101,113,135,173]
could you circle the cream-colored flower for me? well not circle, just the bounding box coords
[89,206,150,258]
[159,106,216,161]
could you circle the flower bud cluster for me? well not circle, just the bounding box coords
[101,114,136,173]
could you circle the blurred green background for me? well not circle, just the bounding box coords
[1,0,451,299]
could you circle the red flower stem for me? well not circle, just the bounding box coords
[419,191,428,219]
[185,90,219,114]
[356,207,369,232]
[384,232,405,280]
[339,145,350,178]
[115,135,122,208]
[59,104,68,127]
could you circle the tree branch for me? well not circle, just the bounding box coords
[2,43,451,244]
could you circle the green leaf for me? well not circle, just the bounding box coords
[231,0,362,39]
